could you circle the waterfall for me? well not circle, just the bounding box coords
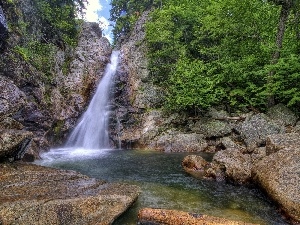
[65,51,119,149]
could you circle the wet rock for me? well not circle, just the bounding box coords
[212,149,252,184]
[266,133,300,155]
[235,113,283,150]
[138,208,259,225]
[155,131,208,152]
[0,129,33,161]
[252,148,300,223]
[182,155,210,178]
[0,163,140,225]
[267,103,298,126]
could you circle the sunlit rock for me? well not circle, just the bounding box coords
[252,148,300,223]
[0,163,140,225]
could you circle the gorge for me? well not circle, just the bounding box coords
[0,0,300,224]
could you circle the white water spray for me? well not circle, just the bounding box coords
[65,51,119,149]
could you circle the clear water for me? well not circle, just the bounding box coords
[35,149,288,225]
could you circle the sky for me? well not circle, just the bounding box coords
[84,0,113,43]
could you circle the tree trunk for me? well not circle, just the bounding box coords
[268,2,292,107]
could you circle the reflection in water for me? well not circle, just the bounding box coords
[35,149,287,225]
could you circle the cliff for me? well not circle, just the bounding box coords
[0,0,112,162]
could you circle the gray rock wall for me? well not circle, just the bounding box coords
[0,1,112,161]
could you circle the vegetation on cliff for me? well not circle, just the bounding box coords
[110,0,300,114]
[1,0,86,78]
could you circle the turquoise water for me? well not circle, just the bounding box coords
[36,149,288,225]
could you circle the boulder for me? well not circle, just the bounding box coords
[156,131,208,152]
[235,113,283,150]
[267,103,298,126]
[252,148,300,223]
[0,163,140,225]
[138,208,259,225]
[266,133,300,155]
[192,118,232,138]
[182,155,210,179]
[220,137,245,150]
[0,129,33,161]
[212,149,252,184]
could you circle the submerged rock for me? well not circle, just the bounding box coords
[138,208,259,225]
[252,148,300,223]
[182,155,210,179]
[0,163,140,225]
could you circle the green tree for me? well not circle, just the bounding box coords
[145,0,300,112]
[110,0,161,43]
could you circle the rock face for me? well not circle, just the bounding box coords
[138,208,259,225]
[0,5,8,51]
[0,1,112,161]
[252,147,300,223]
[0,163,140,225]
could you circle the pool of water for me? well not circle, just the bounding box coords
[35,148,288,225]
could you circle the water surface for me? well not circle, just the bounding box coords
[36,149,288,225]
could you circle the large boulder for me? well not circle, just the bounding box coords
[155,131,208,152]
[0,163,140,225]
[192,118,232,138]
[0,129,33,161]
[138,208,258,225]
[267,103,298,126]
[182,155,210,178]
[212,149,252,184]
[252,148,300,223]
[235,113,284,150]
[266,133,300,155]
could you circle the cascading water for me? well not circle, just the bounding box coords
[65,50,119,149]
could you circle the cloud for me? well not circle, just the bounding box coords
[84,0,103,22]
[98,16,109,30]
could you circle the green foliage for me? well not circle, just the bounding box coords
[266,54,300,109]
[14,41,57,81]
[144,0,300,112]
[33,0,85,47]
[110,0,161,43]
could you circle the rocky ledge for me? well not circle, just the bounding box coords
[138,208,259,225]
[0,163,140,225]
